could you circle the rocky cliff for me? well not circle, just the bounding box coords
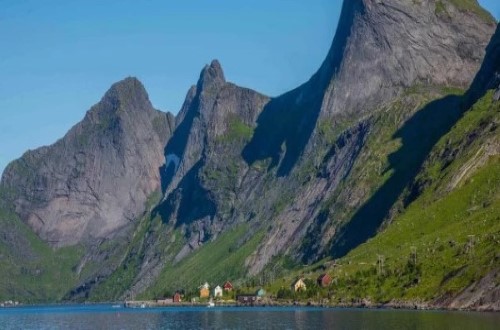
[0,0,497,306]
[78,0,497,299]
[243,0,496,272]
[1,78,175,247]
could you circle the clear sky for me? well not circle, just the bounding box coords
[0,1,499,175]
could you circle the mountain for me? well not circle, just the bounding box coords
[243,0,496,270]
[0,78,174,300]
[111,0,496,301]
[0,0,497,307]
[317,24,500,310]
[1,77,174,247]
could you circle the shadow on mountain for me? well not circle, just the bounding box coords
[159,90,201,193]
[242,0,363,177]
[330,94,465,258]
[466,24,500,105]
[242,92,323,176]
[154,161,216,227]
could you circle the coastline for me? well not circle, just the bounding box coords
[119,299,499,313]
[2,297,498,313]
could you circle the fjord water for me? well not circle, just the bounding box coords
[0,306,498,330]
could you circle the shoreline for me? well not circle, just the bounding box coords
[3,300,497,313]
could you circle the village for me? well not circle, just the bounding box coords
[124,273,334,308]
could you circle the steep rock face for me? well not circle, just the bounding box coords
[108,62,270,298]
[243,0,496,272]
[244,0,495,177]
[159,61,269,246]
[317,0,495,118]
[138,0,496,282]
[1,78,175,247]
[93,1,497,297]
[469,24,500,101]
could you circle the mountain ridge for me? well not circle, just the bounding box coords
[0,0,498,306]
[0,77,175,247]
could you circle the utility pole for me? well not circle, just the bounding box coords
[377,254,385,276]
[410,246,417,266]
[467,235,476,257]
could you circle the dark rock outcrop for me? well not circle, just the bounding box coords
[468,24,500,101]
[1,77,175,247]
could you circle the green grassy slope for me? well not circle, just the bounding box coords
[140,223,264,299]
[0,205,83,303]
[283,90,499,304]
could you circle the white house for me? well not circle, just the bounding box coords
[214,285,223,298]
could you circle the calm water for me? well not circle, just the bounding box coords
[0,305,498,330]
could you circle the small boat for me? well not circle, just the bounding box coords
[140,303,146,308]
[207,300,215,308]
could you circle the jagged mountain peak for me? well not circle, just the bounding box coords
[0,75,175,247]
[97,76,152,116]
[198,59,226,91]
[313,0,496,117]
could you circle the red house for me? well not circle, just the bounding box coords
[317,274,332,287]
[223,281,233,292]
[173,292,182,303]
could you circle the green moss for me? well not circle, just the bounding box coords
[448,0,496,23]
[435,1,448,16]
[218,115,254,143]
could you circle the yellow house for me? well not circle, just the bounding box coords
[199,282,210,298]
[291,278,307,292]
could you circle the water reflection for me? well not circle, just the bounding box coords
[0,306,498,330]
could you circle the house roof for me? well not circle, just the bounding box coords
[318,273,331,280]
[292,278,305,286]
[256,288,266,295]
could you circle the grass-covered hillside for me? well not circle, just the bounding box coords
[0,197,84,303]
[267,90,499,307]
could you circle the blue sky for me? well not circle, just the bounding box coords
[0,1,499,175]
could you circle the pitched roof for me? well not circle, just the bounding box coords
[318,273,331,280]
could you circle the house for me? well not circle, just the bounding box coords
[173,292,182,303]
[199,282,210,298]
[237,295,258,305]
[256,288,266,297]
[317,274,332,287]
[291,278,307,292]
[223,281,233,292]
[214,285,223,298]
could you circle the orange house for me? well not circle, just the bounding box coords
[199,282,210,298]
